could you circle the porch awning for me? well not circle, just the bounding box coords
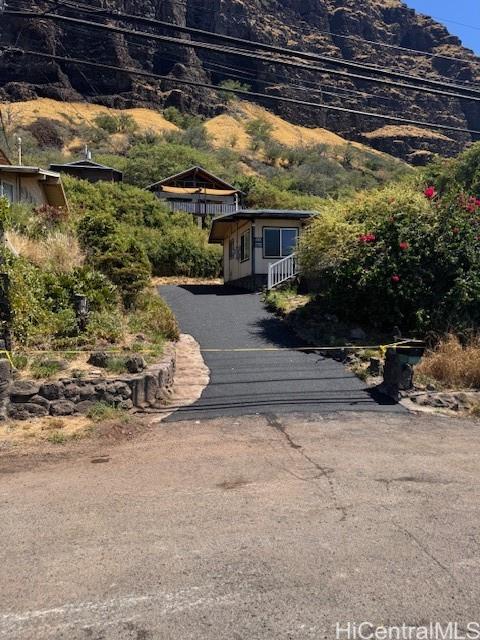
[160,186,238,196]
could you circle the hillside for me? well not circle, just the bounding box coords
[0,97,408,204]
[1,0,479,163]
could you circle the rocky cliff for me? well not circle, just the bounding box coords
[1,0,479,162]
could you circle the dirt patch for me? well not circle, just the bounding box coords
[0,415,93,447]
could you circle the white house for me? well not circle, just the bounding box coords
[146,166,242,226]
[209,209,316,290]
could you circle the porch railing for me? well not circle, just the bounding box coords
[267,253,298,290]
[167,201,238,217]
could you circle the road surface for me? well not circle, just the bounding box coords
[1,411,479,639]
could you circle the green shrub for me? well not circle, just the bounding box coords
[85,309,125,344]
[299,179,480,335]
[94,113,137,134]
[136,226,222,278]
[129,290,180,342]
[163,107,203,130]
[93,236,151,307]
[77,211,117,255]
[122,142,227,187]
[218,79,251,102]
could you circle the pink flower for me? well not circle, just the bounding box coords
[399,241,409,251]
[391,275,401,283]
[424,186,437,200]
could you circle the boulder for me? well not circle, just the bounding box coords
[8,402,49,420]
[30,395,51,409]
[78,384,96,400]
[87,352,110,368]
[10,380,40,401]
[50,400,76,416]
[39,381,63,400]
[76,400,96,415]
[125,355,147,374]
[64,384,82,400]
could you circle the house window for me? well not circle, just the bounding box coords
[0,181,14,204]
[229,238,235,259]
[263,227,298,258]
[240,229,251,262]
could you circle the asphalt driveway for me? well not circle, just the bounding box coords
[159,285,401,420]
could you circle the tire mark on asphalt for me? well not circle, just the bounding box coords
[265,413,348,521]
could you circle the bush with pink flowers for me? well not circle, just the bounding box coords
[299,144,480,336]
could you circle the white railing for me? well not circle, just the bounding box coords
[167,202,238,217]
[267,253,298,290]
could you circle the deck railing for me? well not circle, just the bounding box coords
[267,253,298,290]
[167,202,238,217]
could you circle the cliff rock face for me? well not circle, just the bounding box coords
[1,0,479,162]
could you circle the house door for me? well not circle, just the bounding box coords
[228,238,235,281]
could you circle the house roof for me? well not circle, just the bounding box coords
[0,165,68,208]
[49,159,123,175]
[146,166,240,193]
[209,209,317,243]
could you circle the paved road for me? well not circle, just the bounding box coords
[160,284,401,420]
[1,411,480,639]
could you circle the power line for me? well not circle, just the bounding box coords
[49,0,480,77]
[8,47,480,137]
[6,8,480,105]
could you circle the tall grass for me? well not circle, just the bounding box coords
[8,230,84,273]
[416,335,480,389]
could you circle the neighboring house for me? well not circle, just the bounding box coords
[0,164,68,208]
[146,166,242,225]
[209,209,316,290]
[49,158,123,183]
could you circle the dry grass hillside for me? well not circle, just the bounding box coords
[1,97,387,159]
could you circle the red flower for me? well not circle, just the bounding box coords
[391,275,401,283]
[359,233,376,244]
[424,186,437,200]
[399,241,409,251]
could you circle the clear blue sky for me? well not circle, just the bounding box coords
[406,0,480,53]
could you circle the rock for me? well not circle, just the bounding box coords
[78,384,96,400]
[119,399,133,410]
[8,402,49,420]
[40,358,69,371]
[111,382,132,399]
[0,359,12,400]
[135,334,147,342]
[64,384,82,400]
[426,383,436,391]
[350,327,367,341]
[87,352,110,368]
[50,400,76,416]
[30,395,51,409]
[368,357,382,376]
[125,355,147,374]
[10,380,40,401]
[39,381,63,400]
[76,400,96,415]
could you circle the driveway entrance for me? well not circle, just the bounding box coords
[160,285,401,420]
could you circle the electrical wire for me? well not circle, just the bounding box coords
[6,8,480,105]
[8,47,480,137]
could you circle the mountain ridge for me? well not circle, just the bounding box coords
[0,0,479,163]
